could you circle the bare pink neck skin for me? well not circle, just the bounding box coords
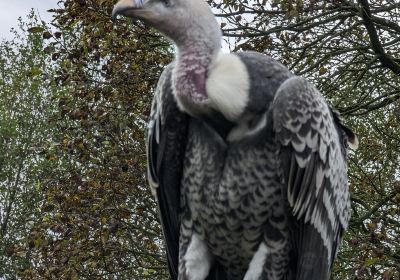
[173,41,219,106]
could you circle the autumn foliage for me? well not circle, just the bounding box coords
[0,0,399,279]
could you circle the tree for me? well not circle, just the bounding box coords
[0,12,60,278]
[18,1,173,279]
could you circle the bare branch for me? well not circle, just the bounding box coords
[358,0,400,75]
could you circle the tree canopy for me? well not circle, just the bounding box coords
[0,0,398,279]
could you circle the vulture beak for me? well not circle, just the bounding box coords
[112,0,144,21]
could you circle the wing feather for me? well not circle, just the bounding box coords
[273,76,352,279]
[146,64,189,279]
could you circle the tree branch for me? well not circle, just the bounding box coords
[371,15,400,33]
[358,0,400,75]
[353,191,397,224]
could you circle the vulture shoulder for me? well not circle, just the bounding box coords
[272,76,355,279]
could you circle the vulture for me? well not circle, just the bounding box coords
[112,0,358,279]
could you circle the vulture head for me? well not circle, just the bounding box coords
[112,0,249,121]
[112,0,221,49]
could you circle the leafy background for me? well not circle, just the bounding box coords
[0,0,399,279]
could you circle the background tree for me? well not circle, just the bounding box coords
[0,0,398,279]
[16,1,173,279]
[0,12,62,278]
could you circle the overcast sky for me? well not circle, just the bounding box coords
[0,1,57,41]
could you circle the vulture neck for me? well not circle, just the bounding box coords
[172,33,221,115]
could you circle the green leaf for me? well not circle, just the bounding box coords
[27,67,42,77]
[364,257,380,267]
[27,26,45,33]
[319,67,328,75]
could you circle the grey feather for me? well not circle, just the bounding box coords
[273,76,351,277]
[146,54,353,280]
[147,64,188,279]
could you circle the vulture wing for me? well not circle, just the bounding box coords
[147,64,227,279]
[147,64,188,279]
[273,76,352,279]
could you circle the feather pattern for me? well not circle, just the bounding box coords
[273,76,351,276]
[147,64,189,279]
[147,54,353,280]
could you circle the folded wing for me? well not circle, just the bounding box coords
[273,76,352,279]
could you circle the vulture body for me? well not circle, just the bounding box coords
[112,1,358,279]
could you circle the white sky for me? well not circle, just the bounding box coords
[0,0,57,41]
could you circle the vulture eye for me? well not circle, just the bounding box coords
[162,0,170,6]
